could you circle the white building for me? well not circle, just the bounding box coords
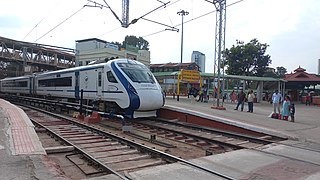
[75,38,150,66]
[191,51,206,72]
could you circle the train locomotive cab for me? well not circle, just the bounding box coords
[111,59,164,118]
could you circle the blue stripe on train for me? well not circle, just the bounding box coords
[111,62,140,118]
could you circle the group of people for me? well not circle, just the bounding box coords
[233,90,255,113]
[232,89,295,122]
[272,90,295,122]
[187,86,296,122]
[188,85,209,103]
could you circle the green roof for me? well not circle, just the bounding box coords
[152,71,285,82]
[224,74,286,82]
[152,71,179,76]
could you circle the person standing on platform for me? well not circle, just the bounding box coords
[190,87,198,104]
[290,103,295,122]
[203,85,208,103]
[272,89,282,114]
[282,95,291,120]
[234,90,245,111]
[247,90,255,113]
[230,90,237,103]
[190,87,195,104]
[198,85,204,102]
[306,93,311,106]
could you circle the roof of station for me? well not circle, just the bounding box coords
[284,66,320,82]
[152,71,285,82]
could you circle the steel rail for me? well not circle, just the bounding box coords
[26,105,235,180]
[30,118,130,180]
[145,118,286,144]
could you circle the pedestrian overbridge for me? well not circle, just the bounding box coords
[0,36,75,76]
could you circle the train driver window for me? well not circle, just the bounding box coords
[107,71,118,83]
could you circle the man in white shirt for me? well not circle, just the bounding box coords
[272,90,282,114]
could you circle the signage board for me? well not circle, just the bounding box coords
[180,70,200,82]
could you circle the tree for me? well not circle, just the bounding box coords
[223,39,271,76]
[122,35,149,50]
[275,66,287,77]
[0,61,23,78]
[110,41,122,51]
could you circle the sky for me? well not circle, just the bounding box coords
[0,0,319,74]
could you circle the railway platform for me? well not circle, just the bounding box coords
[0,99,68,179]
[163,96,320,144]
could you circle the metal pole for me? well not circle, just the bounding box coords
[216,3,224,107]
[181,14,184,65]
[177,10,189,101]
[80,89,83,115]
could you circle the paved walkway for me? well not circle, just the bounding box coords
[0,99,67,179]
[0,99,45,155]
[164,96,320,144]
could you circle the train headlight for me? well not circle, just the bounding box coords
[128,83,137,94]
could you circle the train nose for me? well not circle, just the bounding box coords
[138,89,164,110]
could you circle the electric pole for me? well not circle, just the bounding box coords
[205,0,226,109]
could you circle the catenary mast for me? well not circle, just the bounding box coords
[205,0,226,108]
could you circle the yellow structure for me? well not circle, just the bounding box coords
[177,69,202,96]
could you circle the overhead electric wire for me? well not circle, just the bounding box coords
[97,26,122,38]
[23,19,44,40]
[34,4,87,42]
[22,0,63,40]
[142,0,245,38]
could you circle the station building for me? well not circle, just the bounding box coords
[75,38,150,66]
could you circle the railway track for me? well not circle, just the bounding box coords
[23,106,235,180]
[99,118,286,155]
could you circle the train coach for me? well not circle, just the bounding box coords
[0,59,165,118]
[0,75,34,95]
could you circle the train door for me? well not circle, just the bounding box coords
[97,69,103,97]
[75,71,80,99]
[29,76,33,95]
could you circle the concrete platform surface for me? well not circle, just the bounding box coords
[164,96,320,144]
[0,99,68,180]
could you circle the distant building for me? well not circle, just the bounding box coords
[150,62,200,73]
[191,51,205,72]
[265,67,276,73]
[75,38,150,66]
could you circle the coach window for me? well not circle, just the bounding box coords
[39,77,72,87]
[98,72,102,87]
[18,81,28,87]
[107,71,117,83]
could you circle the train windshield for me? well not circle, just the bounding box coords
[117,62,155,83]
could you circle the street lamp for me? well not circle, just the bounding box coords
[177,10,189,65]
[177,9,189,101]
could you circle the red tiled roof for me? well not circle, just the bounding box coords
[284,67,320,82]
[294,66,306,72]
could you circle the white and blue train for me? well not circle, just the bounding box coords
[0,59,165,118]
